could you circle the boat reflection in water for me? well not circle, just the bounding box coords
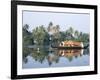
[22,47,89,69]
[57,49,83,57]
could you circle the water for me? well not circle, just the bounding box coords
[22,46,90,69]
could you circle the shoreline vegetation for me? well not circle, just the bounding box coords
[23,22,89,47]
[22,22,90,66]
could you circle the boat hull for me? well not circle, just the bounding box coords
[51,45,88,49]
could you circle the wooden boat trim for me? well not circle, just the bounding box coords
[51,45,89,49]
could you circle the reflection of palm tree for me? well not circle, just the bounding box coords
[83,48,89,55]
[23,57,28,64]
[31,49,48,63]
[75,55,78,58]
[47,53,60,66]
[55,58,59,63]
[68,56,73,62]
[47,55,53,66]
[23,47,32,60]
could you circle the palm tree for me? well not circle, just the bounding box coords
[49,22,53,27]
[56,25,60,33]
[79,32,83,41]
[23,24,29,31]
[66,27,74,40]
[74,30,79,38]
[69,27,74,36]
[32,25,48,45]
[47,22,53,32]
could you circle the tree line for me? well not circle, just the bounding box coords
[23,22,89,46]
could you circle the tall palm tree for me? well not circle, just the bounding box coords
[69,27,74,35]
[74,30,79,38]
[66,27,74,39]
[56,25,60,33]
[47,22,53,32]
[79,32,83,39]
[23,24,29,31]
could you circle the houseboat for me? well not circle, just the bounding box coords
[51,40,88,49]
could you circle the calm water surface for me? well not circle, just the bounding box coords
[22,46,90,69]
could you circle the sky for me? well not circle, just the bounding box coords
[23,11,90,33]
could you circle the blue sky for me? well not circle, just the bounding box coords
[23,11,90,33]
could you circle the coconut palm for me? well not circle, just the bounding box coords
[47,22,53,32]
[74,30,79,38]
[69,27,74,36]
[56,25,60,33]
[32,25,48,45]
[23,24,29,31]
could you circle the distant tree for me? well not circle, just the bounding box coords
[79,32,83,37]
[69,27,74,36]
[23,24,29,31]
[66,29,70,36]
[74,30,79,38]
[51,24,61,45]
[55,25,60,33]
[32,25,49,45]
[23,24,33,46]
[81,33,89,42]
[49,22,53,27]
[78,32,83,41]
[47,22,53,32]
[59,32,66,41]
[66,27,74,40]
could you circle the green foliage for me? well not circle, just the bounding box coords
[22,23,90,66]
[23,22,89,46]
[74,30,79,38]
[69,27,74,34]
[23,24,29,31]
[65,27,89,43]
[32,25,49,45]
[47,22,53,32]
[23,24,33,46]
